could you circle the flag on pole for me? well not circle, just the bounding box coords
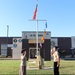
[45,22,47,28]
[40,43,42,48]
[32,4,38,20]
[41,36,45,42]
[44,29,46,34]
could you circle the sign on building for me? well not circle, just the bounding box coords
[12,38,22,59]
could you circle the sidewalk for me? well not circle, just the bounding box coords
[27,60,53,70]
[0,58,20,60]
[61,55,75,60]
[62,57,75,60]
[27,66,53,70]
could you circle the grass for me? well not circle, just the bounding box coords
[0,60,20,74]
[0,59,75,75]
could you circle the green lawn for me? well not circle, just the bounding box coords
[0,59,75,75]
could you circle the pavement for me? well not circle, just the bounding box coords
[61,55,75,60]
[27,66,53,70]
[62,57,75,60]
[0,57,20,60]
[27,59,53,70]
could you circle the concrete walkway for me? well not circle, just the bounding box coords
[0,58,20,60]
[27,60,53,70]
[27,66,53,70]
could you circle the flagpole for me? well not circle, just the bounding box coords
[36,20,38,55]
[36,0,38,56]
[29,0,47,68]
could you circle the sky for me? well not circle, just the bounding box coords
[0,0,75,37]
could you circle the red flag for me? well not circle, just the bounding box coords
[33,4,38,20]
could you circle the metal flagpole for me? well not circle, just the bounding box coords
[36,0,38,56]
[36,20,38,55]
[29,0,47,68]
[29,19,46,55]
[36,0,39,68]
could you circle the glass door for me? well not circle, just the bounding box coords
[29,48,40,59]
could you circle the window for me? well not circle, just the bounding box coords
[1,44,7,56]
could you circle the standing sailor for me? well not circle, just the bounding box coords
[19,49,27,75]
[52,46,60,75]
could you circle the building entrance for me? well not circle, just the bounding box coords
[29,48,40,59]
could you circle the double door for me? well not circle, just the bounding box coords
[29,48,40,59]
